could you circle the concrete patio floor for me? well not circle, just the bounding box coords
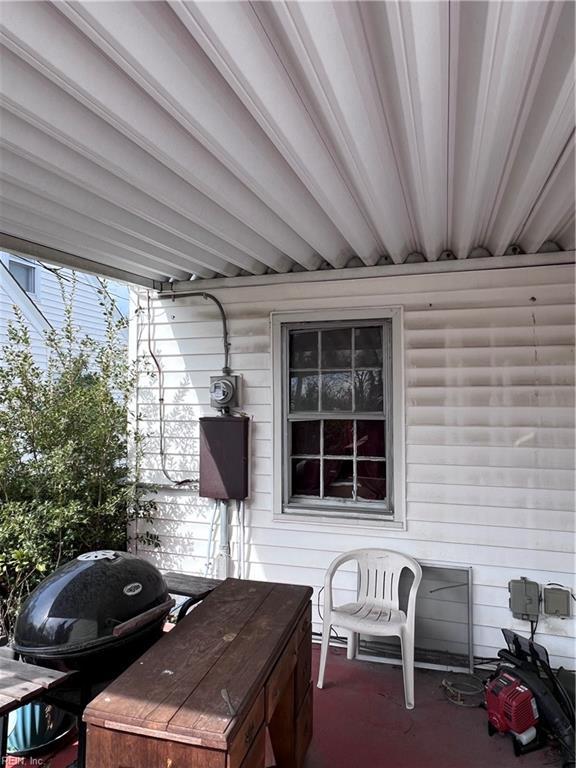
[306,643,559,768]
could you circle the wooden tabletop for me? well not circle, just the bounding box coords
[84,577,312,750]
[0,656,73,716]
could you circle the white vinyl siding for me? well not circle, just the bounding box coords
[133,263,575,669]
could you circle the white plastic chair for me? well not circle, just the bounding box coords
[317,548,422,709]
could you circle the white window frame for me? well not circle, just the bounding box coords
[8,258,37,295]
[272,307,406,529]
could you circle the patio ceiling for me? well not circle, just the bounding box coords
[0,1,574,286]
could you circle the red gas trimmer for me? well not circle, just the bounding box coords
[485,669,542,755]
[485,630,574,766]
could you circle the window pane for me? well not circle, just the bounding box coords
[292,458,320,496]
[9,261,35,293]
[321,371,352,410]
[323,459,354,499]
[321,328,351,368]
[290,373,319,411]
[291,421,320,455]
[324,420,353,456]
[357,461,386,500]
[290,331,317,369]
[354,370,383,411]
[357,421,385,457]
[354,326,382,366]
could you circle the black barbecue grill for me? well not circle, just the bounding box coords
[13,550,174,676]
[10,551,175,766]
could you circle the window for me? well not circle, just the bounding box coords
[9,260,36,293]
[273,308,405,525]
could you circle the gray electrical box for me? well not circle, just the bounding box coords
[543,587,571,618]
[509,578,539,621]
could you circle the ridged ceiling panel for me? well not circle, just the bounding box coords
[0,1,573,283]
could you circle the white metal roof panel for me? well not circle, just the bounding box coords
[0,1,573,284]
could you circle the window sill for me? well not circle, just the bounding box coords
[274,505,406,531]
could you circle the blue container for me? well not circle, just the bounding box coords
[7,701,75,756]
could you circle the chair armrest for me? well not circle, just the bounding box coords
[323,552,360,614]
[405,567,423,625]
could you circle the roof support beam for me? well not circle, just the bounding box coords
[160,251,575,294]
[0,234,161,289]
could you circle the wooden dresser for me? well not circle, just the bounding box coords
[84,578,313,768]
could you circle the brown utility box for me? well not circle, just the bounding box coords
[199,415,250,500]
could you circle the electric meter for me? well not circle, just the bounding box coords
[209,375,240,410]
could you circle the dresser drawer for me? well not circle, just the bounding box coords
[266,634,298,718]
[295,684,313,768]
[228,691,265,768]
[294,603,312,649]
[294,628,312,714]
[236,724,265,768]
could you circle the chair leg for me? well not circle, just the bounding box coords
[346,631,357,660]
[317,622,331,689]
[400,631,415,709]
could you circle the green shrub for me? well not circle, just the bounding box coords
[0,276,158,638]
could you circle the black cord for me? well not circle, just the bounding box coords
[317,586,347,643]
[529,591,542,640]
[33,258,128,309]
[473,657,501,665]
[311,630,347,645]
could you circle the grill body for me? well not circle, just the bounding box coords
[13,551,171,677]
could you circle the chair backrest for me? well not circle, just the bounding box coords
[354,549,422,613]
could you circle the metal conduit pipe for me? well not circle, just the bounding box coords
[156,290,231,374]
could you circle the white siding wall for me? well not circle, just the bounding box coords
[0,252,129,366]
[133,264,575,668]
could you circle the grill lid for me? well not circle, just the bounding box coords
[13,551,171,657]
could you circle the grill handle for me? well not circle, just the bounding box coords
[112,598,175,638]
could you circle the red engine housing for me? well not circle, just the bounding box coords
[485,671,539,734]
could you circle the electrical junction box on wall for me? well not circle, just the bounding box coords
[543,587,571,618]
[508,578,540,621]
[199,415,249,500]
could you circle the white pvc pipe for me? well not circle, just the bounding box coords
[218,500,231,579]
[237,500,245,579]
[205,500,219,577]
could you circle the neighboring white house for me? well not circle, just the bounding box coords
[0,250,129,365]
